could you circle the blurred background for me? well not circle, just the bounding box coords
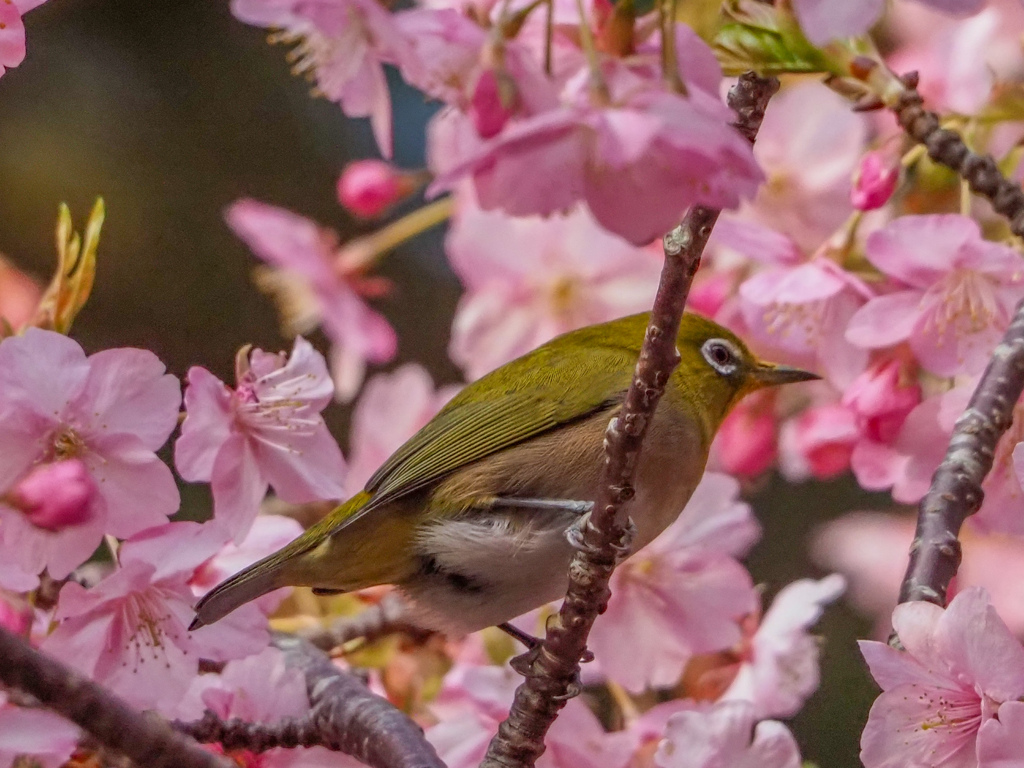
[0,2,888,765]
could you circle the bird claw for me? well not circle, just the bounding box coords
[566,512,637,563]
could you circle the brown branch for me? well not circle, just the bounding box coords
[896,299,1024,609]
[297,592,432,651]
[0,625,233,768]
[176,634,445,768]
[888,73,1024,238]
[478,71,780,768]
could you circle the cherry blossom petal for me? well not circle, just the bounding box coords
[210,433,269,539]
[175,366,234,482]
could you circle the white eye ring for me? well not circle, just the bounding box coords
[702,338,740,375]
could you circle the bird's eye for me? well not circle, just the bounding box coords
[702,339,740,375]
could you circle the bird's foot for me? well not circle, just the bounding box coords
[565,512,637,563]
[498,621,541,650]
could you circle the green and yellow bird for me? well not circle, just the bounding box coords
[191,312,816,638]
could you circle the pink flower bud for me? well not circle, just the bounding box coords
[470,68,516,139]
[842,359,920,444]
[8,460,95,531]
[713,396,777,478]
[851,151,899,211]
[337,160,414,219]
[0,594,31,635]
[784,404,860,480]
[687,271,733,320]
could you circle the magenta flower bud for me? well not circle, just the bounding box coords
[8,459,95,531]
[337,160,414,219]
[470,68,515,139]
[851,151,899,211]
[0,594,30,635]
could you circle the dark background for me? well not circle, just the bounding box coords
[0,3,881,764]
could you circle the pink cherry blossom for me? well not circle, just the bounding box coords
[721,574,846,718]
[852,151,900,211]
[742,82,866,252]
[176,648,360,767]
[847,215,1024,378]
[337,160,418,219]
[710,391,778,479]
[813,511,1024,640]
[0,692,80,768]
[175,336,347,542]
[0,593,30,635]
[393,8,557,121]
[231,0,414,157]
[42,522,269,715]
[0,329,180,579]
[431,58,763,246]
[346,364,460,493]
[226,199,397,400]
[589,472,760,692]
[857,384,1024,535]
[446,197,660,379]
[730,219,870,387]
[860,587,1024,768]
[427,663,633,768]
[779,403,860,481]
[4,459,94,531]
[0,0,48,80]
[655,701,801,768]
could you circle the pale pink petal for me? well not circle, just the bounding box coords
[656,701,800,768]
[911,300,1007,377]
[936,587,1024,701]
[83,435,180,537]
[978,700,1024,768]
[0,707,79,768]
[120,521,230,582]
[858,640,954,692]
[845,291,921,349]
[0,328,89,421]
[210,433,269,541]
[864,215,979,287]
[254,423,347,504]
[0,4,27,73]
[174,366,234,482]
[860,685,978,768]
[74,347,181,450]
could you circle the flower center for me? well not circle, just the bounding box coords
[122,591,179,670]
[548,275,579,317]
[49,426,86,461]
[761,300,825,343]
[922,268,1001,340]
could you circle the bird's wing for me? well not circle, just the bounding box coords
[350,344,636,524]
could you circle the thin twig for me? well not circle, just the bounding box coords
[0,625,232,768]
[175,634,445,768]
[478,72,779,768]
[297,592,432,651]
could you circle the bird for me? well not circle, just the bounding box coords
[190,312,817,640]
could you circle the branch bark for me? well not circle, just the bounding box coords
[297,592,431,651]
[478,71,780,768]
[175,634,446,768]
[0,625,233,768]
[888,73,1024,238]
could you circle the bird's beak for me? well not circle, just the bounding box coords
[752,363,821,387]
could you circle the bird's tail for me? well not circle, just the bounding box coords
[189,492,372,630]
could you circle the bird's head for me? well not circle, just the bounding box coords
[672,313,818,439]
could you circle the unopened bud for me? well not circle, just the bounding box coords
[337,161,418,219]
[7,460,95,531]
[851,151,899,211]
[470,68,517,139]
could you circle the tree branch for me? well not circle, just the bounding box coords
[0,625,233,768]
[887,72,1024,238]
[896,300,1024,609]
[175,634,446,768]
[478,71,780,768]
[297,592,432,651]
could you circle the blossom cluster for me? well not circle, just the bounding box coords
[3,0,1024,767]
